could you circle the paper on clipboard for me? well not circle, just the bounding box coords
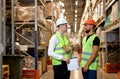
[67,57,79,71]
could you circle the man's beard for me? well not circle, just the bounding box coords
[85,30,90,33]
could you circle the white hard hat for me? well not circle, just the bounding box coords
[56,18,67,26]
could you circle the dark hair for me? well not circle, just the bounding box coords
[57,25,60,27]
[93,25,96,28]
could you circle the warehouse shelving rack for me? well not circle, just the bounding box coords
[0,0,48,79]
[13,0,47,79]
[104,23,120,72]
[103,0,120,72]
[0,0,8,78]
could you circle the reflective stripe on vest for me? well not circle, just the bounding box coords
[80,34,99,70]
[52,33,70,65]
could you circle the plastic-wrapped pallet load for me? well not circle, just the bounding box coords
[54,2,61,19]
[14,7,34,21]
[19,28,34,45]
[45,1,55,18]
[111,1,119,21]
[38,6,46,25]
[14,6,46,25]
[23,56,35,70]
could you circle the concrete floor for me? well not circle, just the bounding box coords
[40,65,118,79]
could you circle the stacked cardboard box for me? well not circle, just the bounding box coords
[45,1,55,18]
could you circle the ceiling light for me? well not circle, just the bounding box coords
[75,1,78,5]
[75,18,77,21]
[75,14,77,17]
[75,10,77,13]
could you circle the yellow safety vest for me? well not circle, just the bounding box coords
[52,33,70,65]
[80,34,99,70]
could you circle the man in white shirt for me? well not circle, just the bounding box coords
[48,18,71,79]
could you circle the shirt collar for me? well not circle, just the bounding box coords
[56,32,63,37]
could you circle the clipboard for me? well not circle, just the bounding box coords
[67,57,79,71]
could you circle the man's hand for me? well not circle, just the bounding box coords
[62,57,70,64]
[78,53,82,66]
[78,59,81,66]
[83,63,89,72]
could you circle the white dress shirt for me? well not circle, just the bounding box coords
[48,33,63,60]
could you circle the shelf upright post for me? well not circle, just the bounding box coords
[105,32,108,64]
[3,0,6,55]
[34,0,38,69]
[0,0,2,42]
[0,0,3,78]
[11,0,15,55]
[52,1,54,35]
[44,31,47,71]
[118,26,120,51]
[104,0,108,64]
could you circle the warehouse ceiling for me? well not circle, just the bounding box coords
[53,0,86,32]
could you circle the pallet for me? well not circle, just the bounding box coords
[2,65,9,78]
[22,70,40,79]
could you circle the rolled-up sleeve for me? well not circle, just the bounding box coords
[48,35,63,60]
